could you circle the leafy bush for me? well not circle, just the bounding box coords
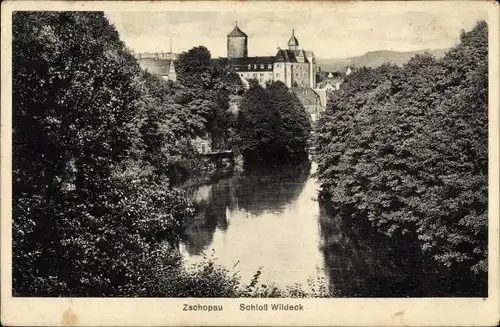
[165,261,241,297]
[161,257,335,298]
[240,275,334,298]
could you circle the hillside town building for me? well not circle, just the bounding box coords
[290,87,322,121]
[135,54,177,82]
[134,39,178,81]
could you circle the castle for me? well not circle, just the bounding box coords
[136,23,330,120]
[224,23,316,89]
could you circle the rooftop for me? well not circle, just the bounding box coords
[228,24,247,37]
[137,58,173,76]
[287,29,299,47]
[228,56,275,66]
[275,49,309,63]
[213,56,275,71]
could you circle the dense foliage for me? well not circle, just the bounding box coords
[318,201,486,297]
[175,47,244,151]
[235,81,312,164]
[315,21,488,274]
[12,11,325,297]
[12,11,201,296]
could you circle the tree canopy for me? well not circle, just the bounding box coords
[174,46,244,151]
[315,21,488,274]
[12,11,195,296]
[235,81,312,165]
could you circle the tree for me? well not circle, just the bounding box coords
[175,46,213,89]
[175,46,243,151]
[413,21,488,273]
[12,11,193,296]
[136,71,207,172]
[314,21,488,275]
[235,81,311,164]
[221,72,245,96]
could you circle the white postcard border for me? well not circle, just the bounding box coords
[1,1,499,326]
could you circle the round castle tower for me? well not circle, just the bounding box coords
[227,22,248,59]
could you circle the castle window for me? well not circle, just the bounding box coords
[276,73,280,77]
[248,64,251,70]
[260,64,264,69]
[254,64,257,69]
[268,64,272,69]
[260,73,264,77]
[253,73,257,77]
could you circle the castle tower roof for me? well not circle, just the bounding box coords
[287,29,299,48]
[228,22,247,37]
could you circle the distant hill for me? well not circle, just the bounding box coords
[317,48,449,73]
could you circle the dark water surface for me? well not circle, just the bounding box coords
[178,162,487,297]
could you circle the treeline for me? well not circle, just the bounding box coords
[315,21,488,274]
[12,11,319,297]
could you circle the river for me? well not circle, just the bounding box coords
[178,161,487,297]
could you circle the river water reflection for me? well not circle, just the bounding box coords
[179,161,486,297]
[179,161,325,288]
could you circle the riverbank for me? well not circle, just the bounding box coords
[178,160,325,289]
[318,199,488,297]
[176,158,487,297]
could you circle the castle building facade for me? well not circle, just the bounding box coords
[136,24,318,89]
[136,24,325,120]
[272,30,316,88]
[224,24,316,89]
[223,24,323,119]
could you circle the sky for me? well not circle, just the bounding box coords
[105,3,489,59]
